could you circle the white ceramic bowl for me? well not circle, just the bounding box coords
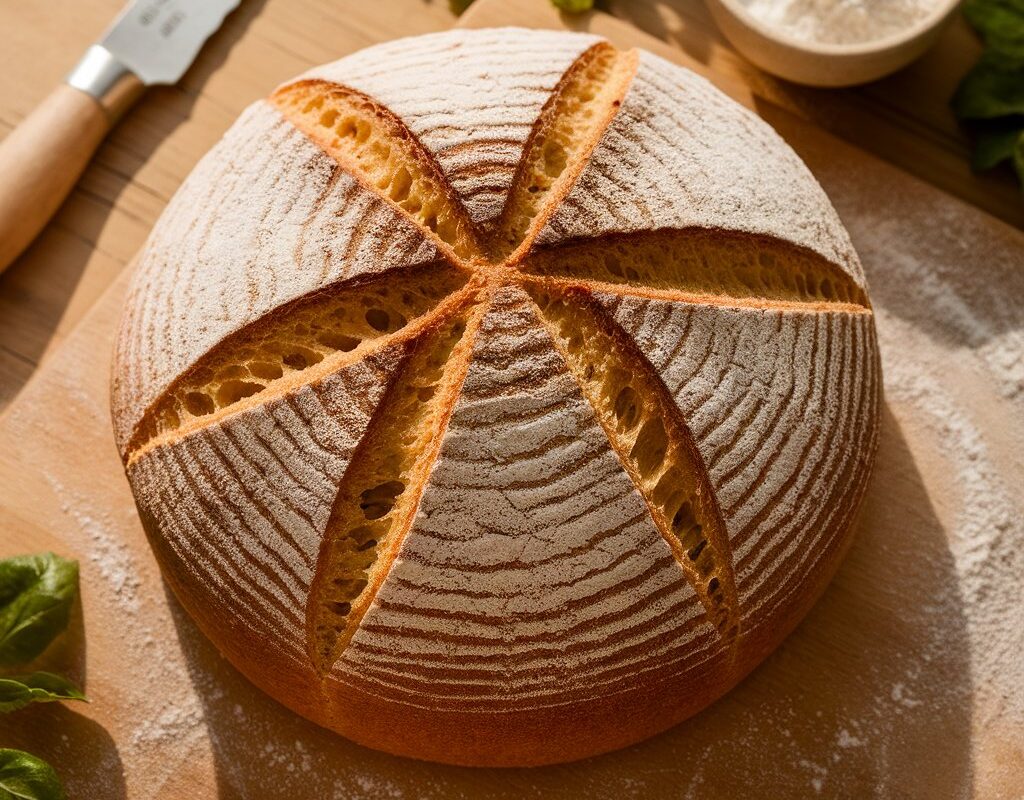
[705,0,962,87]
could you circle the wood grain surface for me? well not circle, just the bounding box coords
[0,0,1022,797]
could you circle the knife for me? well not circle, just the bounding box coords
[0,0,240,274]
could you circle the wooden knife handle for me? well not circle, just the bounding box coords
[0,84,110,274]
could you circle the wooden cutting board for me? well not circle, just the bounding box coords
[1,0,1022,797]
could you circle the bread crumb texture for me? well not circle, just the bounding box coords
[114,27,879,765]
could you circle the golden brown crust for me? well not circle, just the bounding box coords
[113,27,880,767]
[270,80,483,264]
[491,42,638,260]
[305,292,490,672]
[529,284,741,643]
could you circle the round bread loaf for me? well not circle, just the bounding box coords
[112,27,880,767]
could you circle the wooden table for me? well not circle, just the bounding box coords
[0,2,1021,798]
[0,0,1019,417]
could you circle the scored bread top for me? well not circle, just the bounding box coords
[114,27,879,724]
[111,103,440,451]
[127,344,409,670]
[297,28,602,228]
[593,293,879,634]
[113,28,866,453]
[334,286,720,707]
[536,51,864,286]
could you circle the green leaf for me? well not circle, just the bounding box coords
[953,0,1024,188]
[551,0,595,11]
[971,122,1024,169]
[0,672,86,714]
[0,750,65,800]
[952,50,1024,119]
[0,555,78,668]
[963,0,1024,55]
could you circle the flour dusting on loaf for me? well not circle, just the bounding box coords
[113,27,879,767]
[536,51,864,285]
[299,29,601,227]
[112,103,439,452]
[338,286,719,709]
[128,345,408,667]
[593,294,879,632]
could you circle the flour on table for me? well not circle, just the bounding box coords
[55,491,141,613]
[835,729,863,749]
[879,310,1024,724]
[47,476,210,792]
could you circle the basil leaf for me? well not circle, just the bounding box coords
[971,122,1024,169]
[0,672,86,714]
[0,750,65,800]
[0,555,78,668]
[951,50,1024,120]
[964,0,1024,55]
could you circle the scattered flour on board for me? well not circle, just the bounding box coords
[53,488,141,613]
[836,729,863,749]
[797,759,828,794]
[47,475,210,793]
[878,310,1024,725]
[978,329,1024,401]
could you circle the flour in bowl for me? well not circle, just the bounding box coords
[739,0,942,45]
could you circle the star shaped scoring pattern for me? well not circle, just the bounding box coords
[118,31,876,703]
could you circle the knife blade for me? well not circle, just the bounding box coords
[98,0,242,88]
[0,0,241,274]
